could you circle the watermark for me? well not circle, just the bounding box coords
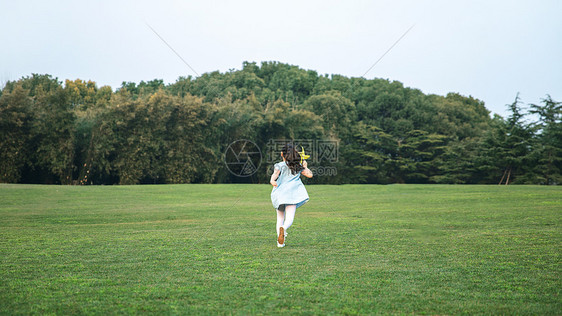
[223,140,262,177]
[265,139,338,164]
[309,166,338,176]
[224,139,338,177]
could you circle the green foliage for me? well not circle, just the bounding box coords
[304,91,355,138]
[33,84,76,184]
[349,123,448,184]
[0,84,33,182]
[529,95,562,184]
[431,137,482,184]
[3,73,62,97]
[0,62,559,184]
[479,95,536,184]
[90,91,218,184]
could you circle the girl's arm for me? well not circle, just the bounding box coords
[301,160,313,178]
[270,168,281,187]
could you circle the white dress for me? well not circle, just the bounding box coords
[270,161,309,211]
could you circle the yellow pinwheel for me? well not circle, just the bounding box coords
[298,146,310,165]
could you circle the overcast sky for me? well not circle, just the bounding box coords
[1,0,561,117]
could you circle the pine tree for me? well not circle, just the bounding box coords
[490,94,535,184]
[529,95,562,184]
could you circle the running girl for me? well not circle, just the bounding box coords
[270,143,313,247]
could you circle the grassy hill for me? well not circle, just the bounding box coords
[0,184,560,314]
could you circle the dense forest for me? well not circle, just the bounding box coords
[1,61,560,185]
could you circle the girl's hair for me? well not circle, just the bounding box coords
[282,143,304,175]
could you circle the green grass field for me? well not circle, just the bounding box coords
[0,184,560,315]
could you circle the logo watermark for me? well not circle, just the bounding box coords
[265,139,338,164]
[224,139,338,177]
[223,140,262,177]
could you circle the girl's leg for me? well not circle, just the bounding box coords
[276,209,285,236]
[282,204,297,230]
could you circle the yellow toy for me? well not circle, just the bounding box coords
[298,146,310,165]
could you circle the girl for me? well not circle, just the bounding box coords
[270,143,313,247]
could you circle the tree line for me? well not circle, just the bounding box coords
[1,61,560,185]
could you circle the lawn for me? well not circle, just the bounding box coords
[0,184,560,314]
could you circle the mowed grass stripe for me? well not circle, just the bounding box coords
[0,184,560,314]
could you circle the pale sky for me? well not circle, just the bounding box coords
[1,0,561,117]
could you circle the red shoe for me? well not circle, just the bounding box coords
[278,227,285,246]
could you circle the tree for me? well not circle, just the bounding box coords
[432,137,482,184]
[480,94,535,184]
[6,64,557,185]
[398,130,448,183]
[347,122,396,183]
[89,91,219,184]
[529,95,562,184]
[33,85,76,184]
[304,91,355,139]
[0,84,33,182]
